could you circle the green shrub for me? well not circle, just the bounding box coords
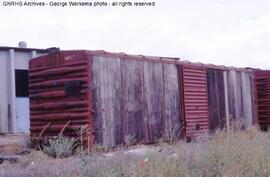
[42,135,77,159]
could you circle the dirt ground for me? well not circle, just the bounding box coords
[0,134,31,155]
[0,144,165,177]
[1,128,270,177]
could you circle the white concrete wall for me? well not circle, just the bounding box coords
[14,51,32,69]
[0,49,46,133]
[0,51,11,133]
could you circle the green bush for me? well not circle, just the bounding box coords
[42,135,77,159]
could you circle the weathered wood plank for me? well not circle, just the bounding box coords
[207,69,226,131]
[143,62,164,143]
[92,56,121,147]
[218,71,226,129]
[227,71,243,121]
[163,64,181,141]
[121,59,144,145]
[241,72,253,128]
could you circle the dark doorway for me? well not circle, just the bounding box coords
[15,70,29,97]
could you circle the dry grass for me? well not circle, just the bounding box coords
[1,126,270,177]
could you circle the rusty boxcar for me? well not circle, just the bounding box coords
[29,50,183,148]
[180,63,256,137]
[29,50,258,148]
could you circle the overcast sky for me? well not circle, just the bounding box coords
[1,0,270,69]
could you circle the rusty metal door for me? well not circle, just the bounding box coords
[181,65,209,138]
[255,70,270,130]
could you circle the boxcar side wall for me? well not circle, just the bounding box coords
[92,55,182,147]
[206,69,255,131]
[28,50,259,148]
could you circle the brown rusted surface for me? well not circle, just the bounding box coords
[255,70,270,130]
[29,51,93,149]
[182,65,209,137]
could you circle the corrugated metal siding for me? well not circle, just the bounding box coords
[29,52,92,142]
[207,69,226,131]
[182,65,209,137]
[255,71,270,128]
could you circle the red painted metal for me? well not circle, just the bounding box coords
[29,51,93,149]
[182,65,209,137]
[255,70,270,129]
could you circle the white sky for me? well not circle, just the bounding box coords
[1,0,270,69]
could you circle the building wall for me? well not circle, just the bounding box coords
[15,51,35,69]
[0,49,46,133]
[0,51,11,133]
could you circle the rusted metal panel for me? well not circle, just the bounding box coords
[92,56,121,147]
[255,70,270,129]
[121,59,144,145]
[207,69,226,131]
[29,51,93,146]
[182,65,209,137]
